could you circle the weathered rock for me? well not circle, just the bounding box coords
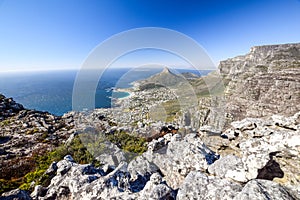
[234,179,297,200]
[208,155,248,182]
[95,141,127,167]
[127,155,159,191]
[144,133,219,189]
[30,185,47,200]
[220,43,300,124]
[220,113,300,190]
[1,189,32,200]
[0,96,75,184]
[177,171,242,200]
[139,173,175,200]
[0,95,24,120]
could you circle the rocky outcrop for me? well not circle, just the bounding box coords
[177,43,300,131]
[177,171,242,200]
[28,155,174,200]
[0,94,24,120]
[27,110,300,199]
[220,43,300,123]
[144,133,219,189]
[0,189,32,200]
[234,179,297,200]
[220,43,300,76]
[1,111,298,199]
[0,95,75,187]
[202,111,300,197]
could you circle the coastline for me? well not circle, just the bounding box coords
[113,88,135,100]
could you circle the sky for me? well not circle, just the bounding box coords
[0,0,299,71]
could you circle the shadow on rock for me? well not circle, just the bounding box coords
[257,153,284,181]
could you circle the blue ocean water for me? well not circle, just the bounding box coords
[0,68,211,116]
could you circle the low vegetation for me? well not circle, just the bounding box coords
[0,129,148,194]
[106,130,147,154]
[0,135,97,194]
[139,83,163,91]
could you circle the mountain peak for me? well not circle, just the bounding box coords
[137,66,184,88]
[162,67,172,74]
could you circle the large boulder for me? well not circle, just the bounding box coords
[177,171,242,200]
[144,133,219,189]
[234,179,297,200]
[208,154,248,182]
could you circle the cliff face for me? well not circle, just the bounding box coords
[219,43,300,121]
[220,43,300,75]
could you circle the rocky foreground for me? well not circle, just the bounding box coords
[2,111,299,200]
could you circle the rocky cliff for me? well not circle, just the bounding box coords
[177,43,300,131]
[220,43,300,122]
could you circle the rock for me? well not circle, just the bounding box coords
[231,118,258,131]
[219,43,300,124]
[0,96,74,185]
[30,185,47,200]
[56,159,74,175]
[0,95,24,120]
[140,173,175,200]
[177,171,242,200]
[45,162,58,175]
[208,155,248,182]
[234,179,297,200]
[144,133,219,189]
[64,155,74,162]
[1,189,32,200]
[95,141,126,167]
[127,155,159,191]
[42,162,103,199]
[272,112,300,130]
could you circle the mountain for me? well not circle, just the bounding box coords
[137,67,185,90]
[180,72,199,79]
[220,43,300,121]
[175,43,300,131]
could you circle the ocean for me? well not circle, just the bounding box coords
[0,68,211,116]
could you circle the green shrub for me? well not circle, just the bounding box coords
[106,131,147,154]
[0,119,10,127]
[0,135,99,193]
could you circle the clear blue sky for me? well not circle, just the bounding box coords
[0,0,299,71]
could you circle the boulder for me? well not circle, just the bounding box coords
[139,173,175,200]
[177,171,242,200]
[208,155,248,182]
[1,189,32,200]
[234,179,297,200]
[144,133,219,189]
